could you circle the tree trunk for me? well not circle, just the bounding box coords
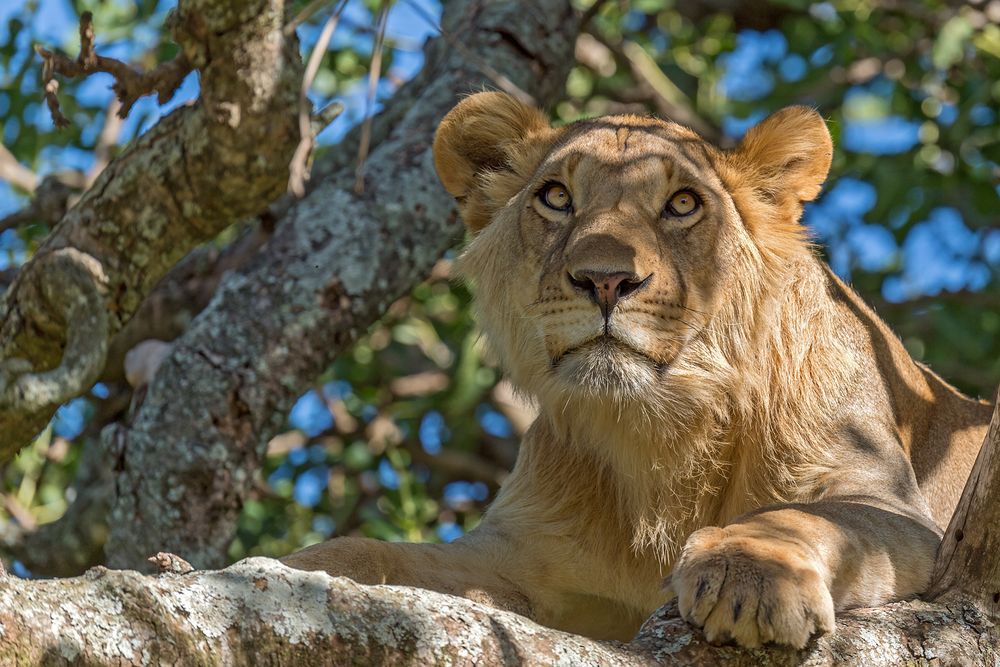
[105,0,580,570]
[928,399,1000,611]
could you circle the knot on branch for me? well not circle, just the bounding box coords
[0,248,109,411]
[148,552,194,575]
[35,11,192,128]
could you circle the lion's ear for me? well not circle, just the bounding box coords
[718,107,832,263]
[730,106,832,203]
[433,92,553,231]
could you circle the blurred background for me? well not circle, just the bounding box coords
[0,0,997,575]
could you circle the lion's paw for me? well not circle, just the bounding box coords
[671,526,835,649]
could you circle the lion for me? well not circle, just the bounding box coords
[282,92,994,648]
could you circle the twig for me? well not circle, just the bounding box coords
[0,144,38,193]
[148,552,194,575]
[284,0,334,37]
[583,28,720,141]
[353,1,390,195]
[2,495,37,532]
[0,209,32,236]
[619,38,719,140]
[578,0,612,29]
[289,0,350,198]
[85,97,124,187]
[35,11,192,128]
[0,175,74,235]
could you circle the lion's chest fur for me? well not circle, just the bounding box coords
[497,412,811,624]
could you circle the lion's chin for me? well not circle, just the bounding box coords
[552,338,662,397]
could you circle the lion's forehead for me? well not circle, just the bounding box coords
[540,121,720,193]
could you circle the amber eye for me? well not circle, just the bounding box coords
[664,190,701,217]
[539,182,573,212]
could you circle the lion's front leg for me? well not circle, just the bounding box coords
[671,501,940,649]
[280,532,533,617]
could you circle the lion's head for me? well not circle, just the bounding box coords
[433,92,832,418]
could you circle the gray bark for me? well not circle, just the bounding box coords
[105,0,580,570]
[0,0,302,455]
[0,557,994,666]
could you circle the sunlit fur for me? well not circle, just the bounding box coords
[445,93,989,634]
[452,102,863,559]
[283,92,993,646]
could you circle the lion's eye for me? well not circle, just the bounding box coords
[539,182,572,212]
[664,190,701,217]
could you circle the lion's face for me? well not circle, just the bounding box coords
[496,120,741,395]
[434,93,831,405]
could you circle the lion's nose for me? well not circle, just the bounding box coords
[568,270,647,318]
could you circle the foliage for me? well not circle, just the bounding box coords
[0,0,996,571]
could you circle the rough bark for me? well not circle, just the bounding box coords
[105,0,579,570]
[0,0,302,455]
[100,220,273,385]
[0,556,994,666]
[928,398,1000,611]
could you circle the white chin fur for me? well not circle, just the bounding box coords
[555,340,659,398]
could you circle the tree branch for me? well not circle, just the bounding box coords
[0,248,108,411]
[0,174,76,238]
[34,11,192,127]
[105,0,580,570]
[0,0,303,456]
[928,399,1000,607]
[287,0,348,198]
[0,556,995,665]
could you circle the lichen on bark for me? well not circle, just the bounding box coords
[0,556,994,666]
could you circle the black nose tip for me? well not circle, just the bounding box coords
[568,270,647,317]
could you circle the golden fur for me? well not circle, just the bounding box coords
[283,92,994,647]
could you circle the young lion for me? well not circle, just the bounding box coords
[283,92,994,648]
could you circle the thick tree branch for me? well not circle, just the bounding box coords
[106,0,580,570]
[0,0,302,455]
[0,249,108,411]
[0,558,640,665]
[0,556,995,665]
